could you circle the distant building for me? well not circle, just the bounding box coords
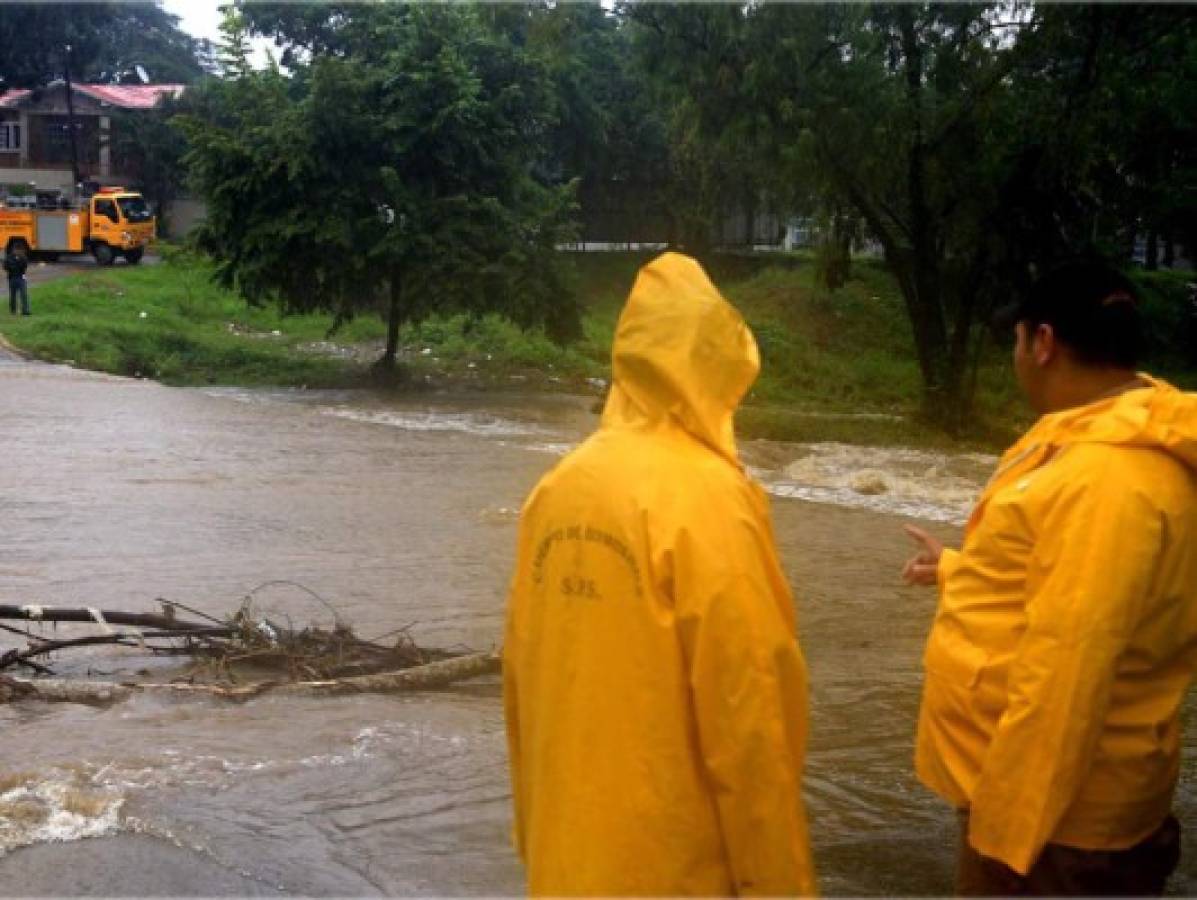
[0,81,205,237]
[0,81,183,190]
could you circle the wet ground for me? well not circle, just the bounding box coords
[21,252,160,288]
[1,348,1195,895]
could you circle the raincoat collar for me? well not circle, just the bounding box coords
[969,375,1197,534]
[602,253,759,465]
[1014,374,1197,470]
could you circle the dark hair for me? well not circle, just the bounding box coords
[1019,260,1141,369]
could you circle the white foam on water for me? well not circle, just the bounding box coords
[520,441,576,457]
[293,721,473,770]
[515,438,990,524]
[200,384,996,524]
[318,406,545,438]
[78,722,455,801]
[766,482,969,524]
[760,442,993,525]
[86,753,287,792]
[0,774,124,855]
[477,506,521,525]
[199,386,293,406]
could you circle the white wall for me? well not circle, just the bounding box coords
[0,167,143,193]
[164,196,206,239]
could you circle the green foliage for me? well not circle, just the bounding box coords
[627,4,769,252]
[520,5,673,239]
[629,3,1197,432]
[1130,268,1197,378]
[108,97,189,233]
[179,4,580,366]
[240,3,404,69]
[0,254,375,385]
[0,2,206,90]
[242,3,674,245]
[813,237,850,293]
[215,5,255,80]
[13,250,1192,448]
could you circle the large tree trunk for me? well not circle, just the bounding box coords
[382,265,403,368]
[944,295,985,434]
[744,187,756,249]
[898,9,958,427]
[1,652,501,706]
[1146,231,1159,271]
[834,210,854,281]
[0,604,211,630]
[891,253,958,422]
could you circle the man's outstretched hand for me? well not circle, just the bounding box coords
[902,524,944,586]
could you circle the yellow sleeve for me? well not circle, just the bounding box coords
[968,464,1161,874]
[937,547,962,593]
[502,630,526,862]
[674,487,817,897]
[503,489,541,864]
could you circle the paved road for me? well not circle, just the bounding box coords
[23,251,161,286]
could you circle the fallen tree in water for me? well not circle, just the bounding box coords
[0,594,499,705]
[0,652,501,706]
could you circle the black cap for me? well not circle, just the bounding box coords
[992,260,1142,367]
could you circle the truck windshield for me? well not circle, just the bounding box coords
[117,196,152,223]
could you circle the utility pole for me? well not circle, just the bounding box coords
[63,43,81,193]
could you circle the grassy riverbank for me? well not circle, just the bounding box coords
[3,248,1192,451]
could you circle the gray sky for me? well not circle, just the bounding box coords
[161,0,224,44]
[160,0,275,68]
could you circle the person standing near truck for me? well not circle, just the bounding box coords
[3,248,29,315]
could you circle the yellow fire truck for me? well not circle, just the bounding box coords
[0,187,156,265]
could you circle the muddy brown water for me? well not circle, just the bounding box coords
[1,351,1196,896]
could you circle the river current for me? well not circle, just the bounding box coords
[2,353,1194,895]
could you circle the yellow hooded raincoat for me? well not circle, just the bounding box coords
[504,253,815,896]
[917,376,1197,875]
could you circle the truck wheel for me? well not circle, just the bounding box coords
[92,243,115,266]
[124,248,144,265]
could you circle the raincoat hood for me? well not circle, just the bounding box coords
[505,251,814,895]
[602,252,759,463]
[1012,374,1197,472]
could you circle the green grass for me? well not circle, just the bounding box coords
[1131,267,1197,390]
[2,249,386,386]
[3,248,1192,452]
[357,252,1196,450]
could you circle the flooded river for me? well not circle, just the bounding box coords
[2,352,1196,895]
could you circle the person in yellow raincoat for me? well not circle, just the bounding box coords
[904,259,1197,895]
[504,252,816,897]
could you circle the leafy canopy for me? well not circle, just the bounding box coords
[179,4,580,364]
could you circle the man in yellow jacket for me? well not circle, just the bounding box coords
[504,253,816,896]
[904,259,1197,895]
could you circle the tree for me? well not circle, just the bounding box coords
[215,4,255,80]
[239,2,397,68]
[107,97,189,233]
[631,2,1197,431]
[518,4,673,245]
[0,2,205,91]
[1025,6,1197,269]
[245,2,675,248]
[90,3,208,84]
[179,4,579,370]
[629,4,773,252]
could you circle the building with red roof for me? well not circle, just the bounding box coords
[0,81,205,236]
[0,81,185,192]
